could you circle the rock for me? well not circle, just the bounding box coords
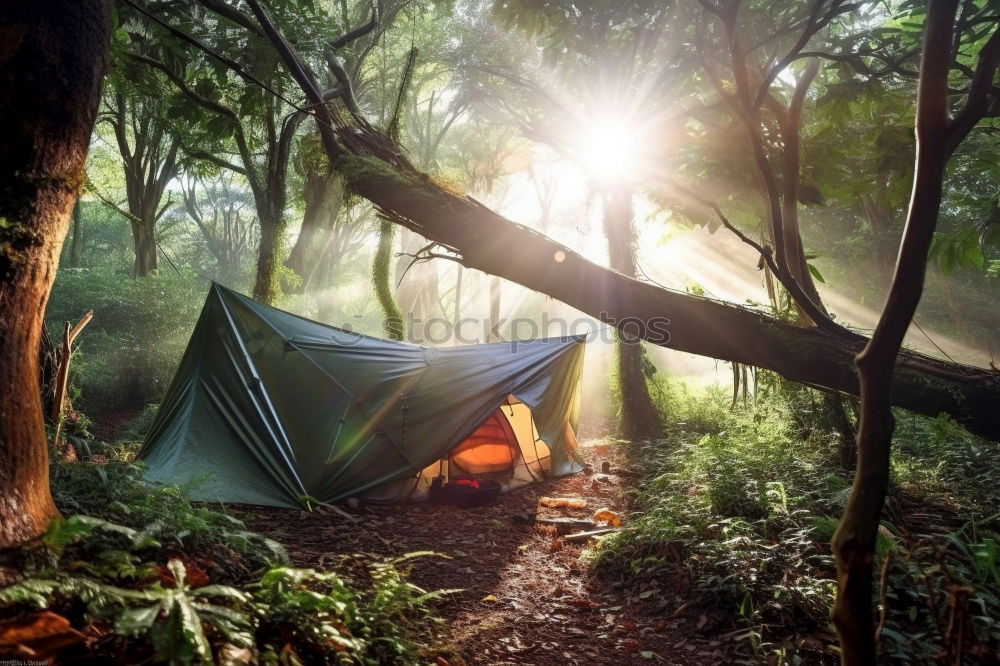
[601,460,612,473]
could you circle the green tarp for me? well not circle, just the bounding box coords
[139,284,585,508]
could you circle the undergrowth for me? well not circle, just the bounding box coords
[0,440,456,663]
[593,380,1000,664]
[0,516,455,664]
[50,454,285,578]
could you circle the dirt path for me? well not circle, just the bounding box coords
[246,442,738,665]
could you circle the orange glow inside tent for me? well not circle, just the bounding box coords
[449,409,519,473]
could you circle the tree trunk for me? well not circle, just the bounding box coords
[285,167,344,288]
[778,59,823,313]
[603,186,662,440]
[253,214,284,305]
[373,218,405,340]
[131,219,158,277]
[826,392,857,470]
[0,0,112,557]
[832,3,962,661]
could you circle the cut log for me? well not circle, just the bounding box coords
[565,528,618,543]
[536,517,600,534]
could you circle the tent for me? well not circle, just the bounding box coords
[139,284,585,508]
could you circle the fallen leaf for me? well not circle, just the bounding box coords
[568,598,600,609]
[218,642,254,665]
[593,508,622,527]
[481,594,500,603]
[0,611,85,658]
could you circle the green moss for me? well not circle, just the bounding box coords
[372,218,405,341]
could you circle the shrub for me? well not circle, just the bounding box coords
[593,381,1000,662]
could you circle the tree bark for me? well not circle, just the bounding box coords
[778,59,823,311]
[252,214,284,305]
[130,220,158,276]
[0,0,112,555]
[68,202,82,268]
[285,165,344,287]
[832,2,967,662]
[604,186,662,440]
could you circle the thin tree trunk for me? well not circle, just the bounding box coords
[373,218,405,340]
[286,166,344,287]
[253,215,284,305]
[131,220,158,277]
[832,3,965,661]
[0,0,112,559]
[603,186,662,440]
[779,59,823,312]
[827,392,857,470]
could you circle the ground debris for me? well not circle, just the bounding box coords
[245,441,732,665]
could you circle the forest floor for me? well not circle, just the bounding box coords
[245,440,742,666]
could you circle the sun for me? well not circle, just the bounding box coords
[571,115,641,182]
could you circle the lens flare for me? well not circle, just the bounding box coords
[573,117,640,181]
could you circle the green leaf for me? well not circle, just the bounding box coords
[115,604,161,635]
[807,263,826,284]
[196,585,252,603]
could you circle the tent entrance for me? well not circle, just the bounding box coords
[440,394,551,485]
[364,394,563,502]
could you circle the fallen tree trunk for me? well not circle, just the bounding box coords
[333,154,1000,440]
